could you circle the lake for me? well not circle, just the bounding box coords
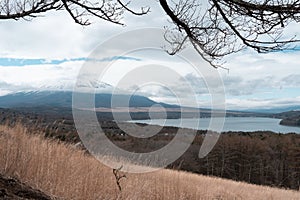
[130,117,300,134]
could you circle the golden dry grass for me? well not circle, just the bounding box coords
[0,124,299,200]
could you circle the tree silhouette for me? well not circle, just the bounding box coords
[0,0,149,25]
[159,0,300,67]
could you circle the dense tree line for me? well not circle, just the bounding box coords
[171,131,300,190]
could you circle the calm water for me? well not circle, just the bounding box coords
[130,117,300,134]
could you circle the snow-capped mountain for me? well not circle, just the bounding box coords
[35,79,117,93]
[0,79,118,96]
[75,79,113,89]
[0,90,179,109]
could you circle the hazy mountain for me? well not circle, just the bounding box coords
[0,91,179,109]
[244,106,300,114]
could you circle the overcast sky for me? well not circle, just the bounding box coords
[0,1,300,111]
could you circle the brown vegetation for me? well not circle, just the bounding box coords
[100,121,300,190]
[0,124,299,199]
[0,108,299,190]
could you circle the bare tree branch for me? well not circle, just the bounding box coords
[112,165,126,192]
[0,0,61,20]
[0,0,150,25]
[159,0,300,67]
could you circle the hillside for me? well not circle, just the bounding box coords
[0,124,299,199]
[0,174,53,200]
[276,111,300,127]
[279,111,300,126]
[280,117,300,126]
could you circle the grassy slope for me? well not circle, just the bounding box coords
[0,125,299,200]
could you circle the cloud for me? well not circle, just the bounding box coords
[222,75,277,96]
[0,1,168,59]
[0,61,82,91]
[281,74,300,87]
[0,56,147,95]
[226,96,300,110]
[0,56,141,67]
[0,80,37,93]
[176,73,274,97]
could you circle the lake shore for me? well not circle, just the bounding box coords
[129,117,300,134]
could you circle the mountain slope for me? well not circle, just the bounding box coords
[0,91,178,109]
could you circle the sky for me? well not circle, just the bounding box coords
[0,1,300,111]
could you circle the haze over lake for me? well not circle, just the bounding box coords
[130,117,300,134]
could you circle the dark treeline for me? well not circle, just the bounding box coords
[172,132,300,190]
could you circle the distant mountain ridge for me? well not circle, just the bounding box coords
[245,106,300,114]
[0,91,179,109]
[1,90,300,124]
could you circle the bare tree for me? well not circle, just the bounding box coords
[0,0,149,25]
[112,165,126,191]
[1,0,300,67]
[159,0,300,67]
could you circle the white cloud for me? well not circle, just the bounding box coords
[0,1,168,59]
[0,61,82,91]
[226,96,300,110]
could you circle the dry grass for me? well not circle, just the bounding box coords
[0,124,299,200]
